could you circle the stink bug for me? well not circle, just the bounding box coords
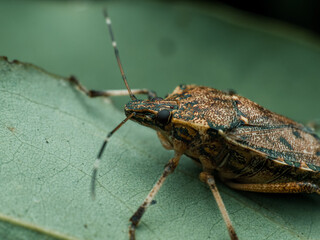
[69,9,320,240]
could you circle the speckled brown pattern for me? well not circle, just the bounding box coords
[125,84,320,189]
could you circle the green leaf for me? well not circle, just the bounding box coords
[1,1,320,240]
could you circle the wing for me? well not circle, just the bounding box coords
[225,122,320,172]
[167,85,320,172]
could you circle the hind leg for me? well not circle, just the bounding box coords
[224,181,320,194]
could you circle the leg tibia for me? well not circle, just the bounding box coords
[129,152,182,239]
[68,75,156,98]
[200,172,238,240]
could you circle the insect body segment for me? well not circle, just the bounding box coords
[70,9,320,240]
[124,100,178,130]
[164,85,320,184]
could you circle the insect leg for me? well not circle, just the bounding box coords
[200,172,238,240]
[226,89,237,95]
[129,152,182,240]
[306,120,320,131]
[156,131,174,150]
[68,76,157,99]
[224,181,320,194]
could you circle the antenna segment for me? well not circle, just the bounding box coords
[103,9,137,101]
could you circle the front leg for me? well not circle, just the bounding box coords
[157,131,173,150]
[129,151,182,240]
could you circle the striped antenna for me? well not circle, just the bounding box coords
[103,9,137,101]
[91,112,135,198]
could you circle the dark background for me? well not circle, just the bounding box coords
[203,0,320,35]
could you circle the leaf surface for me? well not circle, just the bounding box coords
[1,1,320,240]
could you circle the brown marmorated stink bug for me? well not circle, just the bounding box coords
[69,9,320,240]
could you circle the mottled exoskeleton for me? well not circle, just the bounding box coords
[131,84,320,190]
[70,9,320,240]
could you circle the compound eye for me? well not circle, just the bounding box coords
[152,97,163,101]
[157,109,171,125]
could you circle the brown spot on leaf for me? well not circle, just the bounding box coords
[7,126,15,132]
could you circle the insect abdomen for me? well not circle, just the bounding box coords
[216,142,320,186]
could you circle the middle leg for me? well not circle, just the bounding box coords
[199,172,238,240]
